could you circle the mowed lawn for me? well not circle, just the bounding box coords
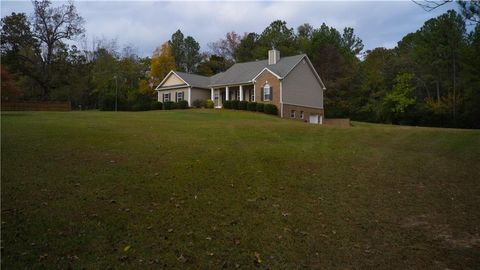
[2,110,480,269]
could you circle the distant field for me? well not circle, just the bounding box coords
[2,110,480,269]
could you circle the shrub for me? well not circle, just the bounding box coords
[151,101,163,110]
[163,101,176,110]
[206,99,214,109]
[247,102,257,111]
[238,101,248,110]
[256,102,264,112]
[132,103,150,111]
[177,100,189,109]
[264,104,278,115]
[98,93,127,111]
[223,100,232,109]
[192,99,205,108]
[231,100,240,110]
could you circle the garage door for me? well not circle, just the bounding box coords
[309,114,319,124]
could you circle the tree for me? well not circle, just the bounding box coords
[184,36,201,73]
[341,27,364,55]
[297,23,314,39]
[169,29,185,71]
[257,20,298,58]
[196,54,233,76]
[208,31,241,60]
[413,0,479,23]
[31,0,85,98]
[1,66,23,101]
[382,73,417,124]
[150,42,176,84]
[235,32,259,62]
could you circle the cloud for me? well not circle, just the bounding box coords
[1,0,457,57]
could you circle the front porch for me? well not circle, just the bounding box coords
[210,84,255,108]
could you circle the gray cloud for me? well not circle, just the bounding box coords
[2,1,455,57]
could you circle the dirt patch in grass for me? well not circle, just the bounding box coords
[402,214,480,249]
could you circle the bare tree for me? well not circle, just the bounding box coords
[31,0,85,96]
[208,31,241,61]
[413,0,479,23]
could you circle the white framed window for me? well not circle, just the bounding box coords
[290,110,296,118]
[236,90,240,100]
[163,93,170,102]
[300,111,304,119]
[263,84,271,101]
[176,92,184,102]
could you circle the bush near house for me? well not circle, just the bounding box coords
[151,101,163,110]
[231,100,240,110]
[192,99,205,108]
[247,102,257,111]
[256,103,264,112]
[223,100,232,109]
[206,99,214,109]
[264,104,278,115]
[163,101,176,110]
[177,100,189,109]
[238,101,248,110]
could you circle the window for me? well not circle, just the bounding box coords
[290,110,296,118]
[263,84,271,101]
[250,90,255,101]
[300,111,304,119]
[163,93,170,102]
[176,92,184,102]
[236,90,240,100]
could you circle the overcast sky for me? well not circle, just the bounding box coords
[2,1,455,57]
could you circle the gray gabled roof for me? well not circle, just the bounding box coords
[173,71,211,89]
[209,54,306,87]
[157,53,322,90]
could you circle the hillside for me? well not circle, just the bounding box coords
[2,110,480,269]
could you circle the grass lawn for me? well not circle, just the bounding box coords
[2,109,480,269]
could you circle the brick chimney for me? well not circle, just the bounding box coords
[268,48,280,65]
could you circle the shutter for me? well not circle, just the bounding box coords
[182,91,185,101]
[175,92,178,102]
[270,86,273,100]
[261,87,264,101]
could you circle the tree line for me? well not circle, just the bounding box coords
[1,0,479,128]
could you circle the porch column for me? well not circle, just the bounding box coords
[239,85,243,101]
[225,86,229,100]
[210,88,214,100]
[253,84,256,102]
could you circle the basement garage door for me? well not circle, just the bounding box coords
[309,114,319,124]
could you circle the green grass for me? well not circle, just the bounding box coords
[2,109,480,269]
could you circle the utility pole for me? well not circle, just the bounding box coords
[114,75,118,112]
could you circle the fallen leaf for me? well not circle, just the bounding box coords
[254,252,262,264]
[123,245,131,252]
[177,254,187,263]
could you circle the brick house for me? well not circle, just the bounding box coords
[155,49,326,124]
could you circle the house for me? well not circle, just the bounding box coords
[155,49,326,124]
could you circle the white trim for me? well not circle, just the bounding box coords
[225,86,229,100]
[156,85,191,91]
[280,81,283,118]
[253,84,256,102]
[188,87,192,106]
[283,102,323,110]
[251,67,282,81]
[155,70,190,91]
[210,88,214,100]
